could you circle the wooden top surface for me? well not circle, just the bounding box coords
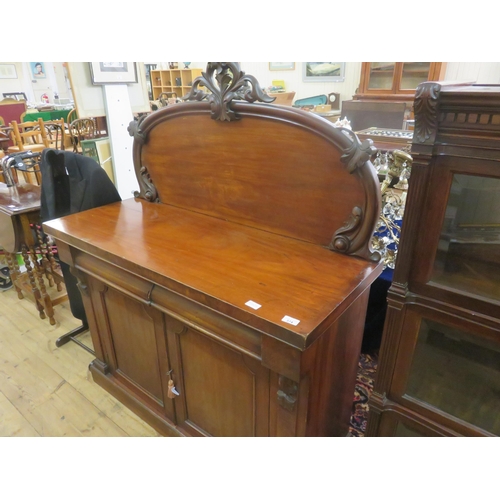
[0,182,40,216]
[44,198,382,347]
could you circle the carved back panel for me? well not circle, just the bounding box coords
[130,63,381,260]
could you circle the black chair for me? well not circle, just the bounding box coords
[39,148,121,353]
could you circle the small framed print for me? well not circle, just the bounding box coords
[89,62,138,85]
[302,62,345,82]
[0,64,18,79]
[269,62,295,71]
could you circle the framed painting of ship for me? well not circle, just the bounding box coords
[302,62,345,82]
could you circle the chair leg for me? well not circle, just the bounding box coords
[55,322,95,355]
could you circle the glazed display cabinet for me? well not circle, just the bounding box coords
[367,82,500,437]
[354,62,445,102]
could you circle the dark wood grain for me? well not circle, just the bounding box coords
[44,198,382,347]
[368,83,500,437]
[43,63,383,437]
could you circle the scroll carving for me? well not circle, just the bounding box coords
[134,166,159,202]
[339,129,377,173]
[127,115,148,145]
[183,62,275,121]
[330,129,381,261]
[413,82,441,144]
[277,375,298,412]
[330,206,362,253]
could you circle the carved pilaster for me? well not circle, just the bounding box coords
[413,82,442,145]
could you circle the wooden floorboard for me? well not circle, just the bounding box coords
[0,283,160,437]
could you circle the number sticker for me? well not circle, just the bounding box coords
[282,315,300,326]
[245,300,262,310]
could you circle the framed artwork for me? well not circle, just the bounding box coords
[89,62,138,85]
[30,62,46,79]
[0,64,17,79]
[269,62,295,71]
[302,62,345,82]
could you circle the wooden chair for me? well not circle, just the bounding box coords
[68,118,96,153]
[66,108,77,125]
[44,118,67,150]
[8,118,50,154]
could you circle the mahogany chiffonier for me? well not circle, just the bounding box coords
[367,82,500,437]
[43,63,383,437]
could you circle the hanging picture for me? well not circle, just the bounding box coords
[269,62,295,71]
[302,62,345,82]
[89,62,138,85]
[0,64,18,79]
[30,62,46,79]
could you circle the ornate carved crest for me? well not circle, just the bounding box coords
[413,82,441,144]
[182,62,275,121]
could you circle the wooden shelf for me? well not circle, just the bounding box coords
[151,68,203,100]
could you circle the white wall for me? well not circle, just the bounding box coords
[0,62,70,103]
[444,62,500,83]
[155,62,500,105]
[156,62,362,102]
[3,61,500,109]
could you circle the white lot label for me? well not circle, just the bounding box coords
[282,315,300,326]
[245,300,262,310]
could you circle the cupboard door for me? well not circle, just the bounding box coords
[366,62,396,91]
[165,316,270,437]
[400,62,432,91]
[392,308,500,435]
[87,277,174,420]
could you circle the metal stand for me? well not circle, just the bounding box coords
[55,322,95,355]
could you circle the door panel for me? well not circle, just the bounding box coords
[87,277,173,418]
[166,316,270,437]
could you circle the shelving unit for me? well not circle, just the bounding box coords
[150,68,203,100]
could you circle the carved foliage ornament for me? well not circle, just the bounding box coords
[339,129,377,173]
[183,62,275,121]
[413,82,441,144]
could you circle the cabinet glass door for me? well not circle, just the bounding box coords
[367,62,395,90]
[405,318,500,435]
[400,62,431,90]
[430,174,500,302]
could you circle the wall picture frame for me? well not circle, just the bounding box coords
[0,64,18,79]
[302,62,345,82]
[89,62,138,85]
[30,62,46,79]
[269,62,295,71]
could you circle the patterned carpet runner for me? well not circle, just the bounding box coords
[348,352,378,437]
